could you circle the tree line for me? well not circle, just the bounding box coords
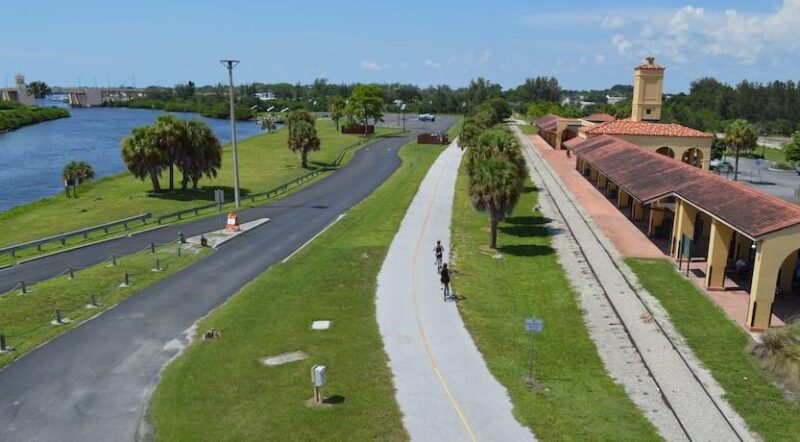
[0,100,70,132]
[458,98,525,248]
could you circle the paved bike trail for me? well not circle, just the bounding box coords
[376,141,535,441]
[0,117,453,442]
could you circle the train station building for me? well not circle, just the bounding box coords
[532,57,800,330]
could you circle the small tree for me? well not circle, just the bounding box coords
[724,119,757,181]
[345,84,384,135]
[121,126,165,192]
[329,95,346,130]
[288,120,320,168]
[26,81,52,99]
[180,121,222,190]
[259,114,277,133]
[783,133,800,166]
[469,156,525,248]
[458,118,483,150]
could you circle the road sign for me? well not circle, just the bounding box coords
[525,317,543,333]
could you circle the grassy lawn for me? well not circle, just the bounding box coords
[148,141,445,441]
[762,146,787,164]
[0,120,374,249]
[627,258,800,441]
[518,124,539,135]
[450,169,659,440]
[0,241,209,369]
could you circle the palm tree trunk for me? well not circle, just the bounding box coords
[169,163,175,191]
[490,218,498,248]
[301,150,308,168]
[734,146,740,181]
[150,172,162,192]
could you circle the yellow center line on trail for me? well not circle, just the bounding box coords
[409,147,477,442]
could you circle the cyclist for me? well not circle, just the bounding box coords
[434,240,444,273]
[440,263,451,301]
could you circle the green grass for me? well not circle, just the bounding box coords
[518,124,539,135]
[0,120,373,249]
[762,146,787,164]
[450,169,659,441]
[0,122,399,266]
[627,258,800,441]
[148,141,445,441]
[0,242,209,369]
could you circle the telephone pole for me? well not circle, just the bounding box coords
[220,60,241,208]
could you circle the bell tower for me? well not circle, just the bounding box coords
[631,57,664,122]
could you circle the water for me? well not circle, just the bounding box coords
[0,106,266,212]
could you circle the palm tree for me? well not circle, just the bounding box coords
[62,161,95,197]
[458,118,483,150]
[259,114,276,133]
[151,115,188,191]
[180,120,222,190]
[724,119,757,181]
[26,81,52,99]
[329,96,346,130]
[121,126,164,192]
[288,120,321,168]
[466,127,526,179]
[469,156,525,248]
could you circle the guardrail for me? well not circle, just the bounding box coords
[157,202,220,224]
[0,213,151,258]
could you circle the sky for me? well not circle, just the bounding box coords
[1,0,798,93]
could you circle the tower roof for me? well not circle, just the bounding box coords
[636,57,665,71]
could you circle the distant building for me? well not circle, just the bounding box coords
[255,91,276,101]
[606,95,625,105]
[0,74,36,106]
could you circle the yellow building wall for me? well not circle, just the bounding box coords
[748,223,800,329]
[631,67,664,122]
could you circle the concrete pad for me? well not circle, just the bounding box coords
[311,321,331,330]
[186,218,270,249]
[262,350,308,366]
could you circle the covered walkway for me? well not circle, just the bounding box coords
[564,134,800,330]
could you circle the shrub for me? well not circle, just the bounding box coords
[748,320,800,395]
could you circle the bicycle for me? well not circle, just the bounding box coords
[435,252,443,273]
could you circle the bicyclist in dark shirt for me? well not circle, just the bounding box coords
[434,240,444,272]
[440,263,451,300]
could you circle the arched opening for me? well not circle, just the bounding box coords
[681,148,704,168]
[656,146,675,159]
[774,250,800,321]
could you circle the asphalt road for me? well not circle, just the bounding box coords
[0,116,454,442]
[725,156,800,202]
[0,116,451,293]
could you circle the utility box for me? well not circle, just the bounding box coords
[312,365,327,387]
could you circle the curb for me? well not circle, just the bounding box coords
[212,218,271,249]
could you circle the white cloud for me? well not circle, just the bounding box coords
[360,61,382,71]
[602,1,800,66]
[595,53,606,64]
[612,34,632,55]
[601,16,625,30]
[424,59,442,69]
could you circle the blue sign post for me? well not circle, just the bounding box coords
[524,317,544,380]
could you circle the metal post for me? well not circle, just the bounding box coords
[123,272,129,286]
[68,267,74,279]
[112,254,117,266]
[91,293,98,307]
[527,329,535,379]
[0,334,6,351]
[20,281,27,294]
[55,309,62,324]
[177,245,182,257]
[220,59,241,208]
[150,242,155,254]
[155,259,161,271]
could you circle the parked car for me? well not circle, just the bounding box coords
[418,113,436,122]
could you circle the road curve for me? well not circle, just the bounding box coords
[0,117,454,442]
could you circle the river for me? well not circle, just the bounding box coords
[0,106,266,212]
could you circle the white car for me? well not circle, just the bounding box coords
[418,113,436,122]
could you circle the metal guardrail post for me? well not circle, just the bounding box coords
[0,334,6,351]
[68,267,74,279]
[150,242,155,254]
[90,293,99,307]
[123,272,130,286]
[20,281,27,294]
[54,309,63,324]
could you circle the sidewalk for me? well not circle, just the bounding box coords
[376,141,534,441]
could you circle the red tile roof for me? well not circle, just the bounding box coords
[582,113,616,123]
[567,135,800,238]
[583,120,713,138]
[534,114,559,133]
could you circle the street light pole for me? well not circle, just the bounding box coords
[220,59,241,208]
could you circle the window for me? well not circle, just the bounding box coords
[646,108,652,115]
